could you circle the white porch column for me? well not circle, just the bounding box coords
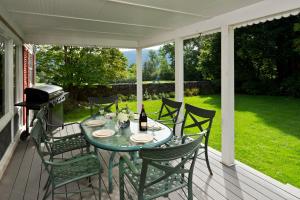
[5,40,14,142]
[175,37,184,103]
[4,40,14,115]
[175,37,184,135]
[16,45,23,128]
[16,45,23,104]
[221,25,235,166]
[136,48,143,113]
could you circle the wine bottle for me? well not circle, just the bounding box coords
[139,104,147,131]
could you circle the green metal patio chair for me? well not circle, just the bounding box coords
[31,118,102,200]
[35,108,90,160]
[119,133,204,200]
[179,103,216,175]
[149,98,183,136]
[88,95,118,117]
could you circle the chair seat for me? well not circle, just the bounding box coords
[52,154,99,187]
[51,134,88,156]
[166,135,205,148]
[124,161,187,199]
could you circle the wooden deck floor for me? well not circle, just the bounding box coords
[0,124,299,200]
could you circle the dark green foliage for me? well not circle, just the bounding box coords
[160,15,300,97]
[280,74,300,97]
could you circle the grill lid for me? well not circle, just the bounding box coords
[25,84,64,104]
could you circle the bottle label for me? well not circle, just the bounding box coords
[141,122,147,128]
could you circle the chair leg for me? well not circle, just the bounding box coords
[42,181,51,200]
[43,176,50,190]
[98,173,102,200]
[119,167,125,200]
[108,152,116,193]
[187,184,193,200]
[52,185,55,200]
[205,147,213,175]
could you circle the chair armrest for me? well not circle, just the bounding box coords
[63,122,80,126]
[119,155,139,175]
[156,119,184,126]
[46,121,63,129]
[44,133,84,146]
[147,111,159,115]
[44,154,99,166]
[50,132,83,140]
[146,111,159,119]
[182,130,207,142]
[47,121,80,128]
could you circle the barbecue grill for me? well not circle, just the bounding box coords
[15,84,68,140]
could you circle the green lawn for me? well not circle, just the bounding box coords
[65,95,300,188]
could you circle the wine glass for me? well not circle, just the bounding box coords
[114,119,121,137]
[99,106,105,116]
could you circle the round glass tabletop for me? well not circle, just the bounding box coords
[80,114,173,152]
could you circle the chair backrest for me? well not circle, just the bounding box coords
[88,95,118,116]
[30,118,51,173]
[138,134,204,196]
[158,98,182,135]
[181,104,216,148]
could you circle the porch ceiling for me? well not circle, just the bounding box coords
[0,0,262,47]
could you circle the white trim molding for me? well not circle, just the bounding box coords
[0,112,13,133]
[0,128,22,180]
[233,8,300,29]
[25,33,138,48]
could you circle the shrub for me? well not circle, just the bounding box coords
[168,92,175,98]
[128,94,136,101]
[159,92,167,99]
[117,94,128,102]
[240,81,263,95]
[64,99,79,113]
[184,88,199,96]
[144,89,151,100]
[281,75,300,97]
[151,94,160,100]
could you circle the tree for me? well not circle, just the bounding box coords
[198,33,221,81]
[127,63,136,82]
[159,59,174,80]
[159,53,174,80]
[143,50,159,81]
[159,36,204,81]
[36,45,128,100]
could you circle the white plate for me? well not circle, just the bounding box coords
[130,134,153,143]
[133,113,139,120]
[147,122,162,131]
[85,119,106,127]
[92,129,115,138]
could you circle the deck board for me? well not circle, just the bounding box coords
[0,125,299,200]
[207,149,299,200]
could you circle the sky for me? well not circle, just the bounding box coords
[119,45,162,52]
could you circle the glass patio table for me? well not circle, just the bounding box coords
[80,114,173,193]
